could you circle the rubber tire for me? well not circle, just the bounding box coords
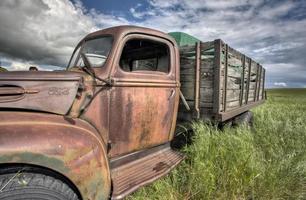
[218,120,233,130]
[233,111,253,127]
[0,172,79,200]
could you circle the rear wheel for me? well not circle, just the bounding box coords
[0,172,79,200]
[233,111,253,127]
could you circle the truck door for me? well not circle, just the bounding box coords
[109,34,179,157]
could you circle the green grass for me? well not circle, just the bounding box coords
[129,88,306,200]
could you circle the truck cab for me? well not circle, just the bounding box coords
[69,26,181,157]
[0,26,184,200]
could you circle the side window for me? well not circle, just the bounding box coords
[119,39,170,73]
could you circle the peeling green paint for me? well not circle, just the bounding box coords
[0,152,69,173]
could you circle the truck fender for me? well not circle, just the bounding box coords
[0,112,111,200]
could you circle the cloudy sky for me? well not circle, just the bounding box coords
[0,0,305,88]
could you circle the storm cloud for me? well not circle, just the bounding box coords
[0,0,305,87]
[0,0,126,68]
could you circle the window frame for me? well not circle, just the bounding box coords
[67,35,114,69]
[116,34,173,76]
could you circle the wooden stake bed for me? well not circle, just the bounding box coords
[177,39,265,122]
[110,144,184,199]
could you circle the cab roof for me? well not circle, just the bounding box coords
[83,25,177,46]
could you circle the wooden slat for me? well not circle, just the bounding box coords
[253,64,260,101]
[240,55,245,106]
[226,77,241,89]
[245,58,251,103]
[200,41,215,50]
[213,39,222,114]
[226,89,241,102]
[179,45,196,53]
[257,66,262,101]
[227,67,243,78]
[223,44,229,112]
[262,69,265,100]
[194,42,201,119]
[226,100,240,108]
[200,58,214,69]
[228,56,242,68]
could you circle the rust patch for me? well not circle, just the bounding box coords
[153,162,169,172]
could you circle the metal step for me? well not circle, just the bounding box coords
[110,144,184,199]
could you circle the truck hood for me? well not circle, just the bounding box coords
[0,71,83,115]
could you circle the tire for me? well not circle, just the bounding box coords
[233,111,253,127]
[218,120,233,130]
[0,172,79,200]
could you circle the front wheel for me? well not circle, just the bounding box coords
[0,172,79,200]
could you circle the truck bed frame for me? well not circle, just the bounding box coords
[178,39,265,123]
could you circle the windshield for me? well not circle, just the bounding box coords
[68,36,113,69]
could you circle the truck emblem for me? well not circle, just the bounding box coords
[48,87,70,96]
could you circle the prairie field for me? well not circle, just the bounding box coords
[130,89,306,200]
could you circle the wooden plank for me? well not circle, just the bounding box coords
[226,89,241,102]
[200,102,214,107]
[251,61,257,73]
[240,55,245,106]
[200,55,214,106]
[226,100,240,108]
[194,42,201,119]
[256,66,262,101]
[253,64,259,101]
[262,68,265,100]
[179,45,196,53]
[227,66,243,78]
[181,80,213,88]
[223,44,229,112]
[248,89,255,99]
[180,59,195,68]
[218,100,265,122]
[226,77,241,89]
[180,68,195,75]
[228,56,242,68]
[228,46,243,59]
[213,39,222,114]
[200,68,214,74]
[200,41,215,50]
[245,58,251,103]
[200,58,214,69]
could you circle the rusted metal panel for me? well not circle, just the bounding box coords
[0,112,111,200]
[110,143,184,199]
[106,32,179,158]
[0,71,81,115]
[108,86,177,157]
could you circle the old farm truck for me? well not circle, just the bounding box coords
[0,26,265,200]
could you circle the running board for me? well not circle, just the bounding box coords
[110,144,184,200]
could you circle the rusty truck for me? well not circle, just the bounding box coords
[0,26,265,200]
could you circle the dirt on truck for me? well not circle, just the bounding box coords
[0,25,265,200]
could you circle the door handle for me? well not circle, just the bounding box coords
[168,89,175,100]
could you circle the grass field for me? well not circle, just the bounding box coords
[129,89,306,200]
